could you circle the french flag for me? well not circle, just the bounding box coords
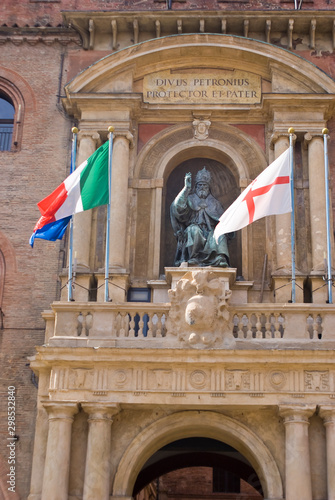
[30,140,109,247]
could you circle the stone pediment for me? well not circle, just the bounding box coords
[270,62,326,94]
[63,34,335,105]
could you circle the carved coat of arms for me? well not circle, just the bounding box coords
[166,270,232,348]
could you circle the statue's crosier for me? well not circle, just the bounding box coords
[170,167,233,267]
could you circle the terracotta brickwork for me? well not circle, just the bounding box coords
[0,41,73,496]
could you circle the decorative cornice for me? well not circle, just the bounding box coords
[0,27,81,46]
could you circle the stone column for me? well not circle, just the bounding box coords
[82,404,119,500]
[41,402,78,500]
[319,405,335,500]
[272,134,291,273]
[73,131,101,270]
[279,405,315,500]
[305,133,329,272]
[109,130,133,270]
[28,408,49,500]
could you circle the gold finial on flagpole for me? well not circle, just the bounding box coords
[108,126,115,133]
[71,127,79,134]
[288,127,295,134]
[322,128,329,135]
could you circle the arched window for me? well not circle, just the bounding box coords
[0,93,15,151]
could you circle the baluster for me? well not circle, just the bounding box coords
[246,314,253,338]
[237,315,244,338]
[280,314,286,338]
[161,313,167,337]
[114,312,121,337]
[255,314,263,338]
[306,314,313,339]
[317,315,323,339]
[157,313,164,337]
[274,313,281,338]
[147,313,153,337]
[129,311,135,337]
[138,312,144,337]
[312,315,318,339]
[120,311,128,337]
[265,314,271,339]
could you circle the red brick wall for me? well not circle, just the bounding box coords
[0,41,73,497]
[158,466,262,499]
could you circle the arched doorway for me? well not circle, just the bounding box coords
[134,437,263,499]
[112,411,283,499]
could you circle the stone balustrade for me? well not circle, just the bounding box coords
[43,301,335,348]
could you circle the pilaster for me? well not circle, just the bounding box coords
[69,131,102,302]
[109,129,134,271]
[271,133,294,302]
[304,132,332,273]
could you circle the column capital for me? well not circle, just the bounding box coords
[81,402,120,421]
[77,130,101,146]
[278,404,316,423]
[270,131,295,149]
[319,405,335,424]
[42,401,79,421]
[113,129,134,148]
[303,132,323,149]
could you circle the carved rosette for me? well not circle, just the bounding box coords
[166,270,232,348]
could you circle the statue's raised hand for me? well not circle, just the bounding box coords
[184,172,192,190]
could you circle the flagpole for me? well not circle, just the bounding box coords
[68,127,78,302]
[322,128,333,304]
[105,126,114,302]
[288,127,296,303]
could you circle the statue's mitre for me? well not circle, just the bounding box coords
[195,167,211,185]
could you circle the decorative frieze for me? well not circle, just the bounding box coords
[48,365,335,398]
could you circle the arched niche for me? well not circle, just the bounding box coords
[163,156,241,272]
[132,123,266,281]
[112,410,283,500]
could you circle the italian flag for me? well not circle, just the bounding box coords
[30,140,109,247]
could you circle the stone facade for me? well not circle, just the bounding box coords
[1,1,335,499]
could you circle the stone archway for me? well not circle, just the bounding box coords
[112,411,283,499]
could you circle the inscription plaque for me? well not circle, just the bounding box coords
[143,70,261,104]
